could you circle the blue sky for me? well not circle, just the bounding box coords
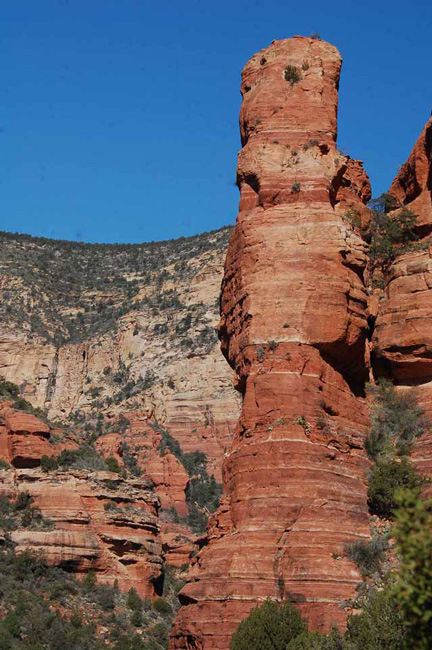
[2,0,431,243]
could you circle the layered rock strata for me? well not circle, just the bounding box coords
[0,465,163,598]
[373,117,432,484]
[0,405,196,592]
[171,36,372,649]
[0,237,239,479]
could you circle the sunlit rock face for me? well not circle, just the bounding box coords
[372,117,432,491]
[0,405,163,598]
[170,36,373,650]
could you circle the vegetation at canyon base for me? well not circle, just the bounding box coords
[0,492,184,650]
[231,380,432,650]
[230,489,432,650]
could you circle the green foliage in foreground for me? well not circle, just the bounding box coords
[367,457,425,519]
[0,493,184,650]
[229,599,307,650]
[0,545,179,650]
[230,590,405,650]
[394,490,432,650]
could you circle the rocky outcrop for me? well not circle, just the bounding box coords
[95,414,191,518]
[373,117,432,483]
[0,406,52,467]
[171,36,372,650]
[0,405,199,595]
[387,118,432,233]
[0,466,163,598]
[373,118,432,382]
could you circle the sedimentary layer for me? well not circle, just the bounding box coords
[373,117,432,484]
[171,36,372,650]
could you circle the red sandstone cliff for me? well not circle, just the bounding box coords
[170,36,372,650]
[0,404,196,594]
[373,117,432,484]
[2,33,432,650]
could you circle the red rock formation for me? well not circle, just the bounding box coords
[0,406,175,598]
[373,118,432,382]
[164,419,235,482]
[0,405,52,467]
[373,117,432,484]
[0,467,163,597]
[94,415,199,564]
[160,522,198,568]
[388,118,432,233]
[95,414,190,519]
[171,36,372,650]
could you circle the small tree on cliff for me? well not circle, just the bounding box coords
[229,599,307,650]
[364,194,419,268]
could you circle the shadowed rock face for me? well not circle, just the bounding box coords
[170,36,372,650]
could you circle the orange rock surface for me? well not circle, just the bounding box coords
[0,467,163,598]
[0,405,196,596]
[95,414,201,565]
[0,405,52,467]
[95,414,190,519]
[373,118,432,382]
[171,36,372,650]
[388,118,432,232]
[373,116,432,485]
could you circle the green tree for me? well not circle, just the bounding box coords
[345,588,405,649]
[365,379,425,460]
[229,599,307,650]
[365,194,418,268]
[367,458,424,519]
[286,630,327,649]
[393,490,432,650]
[126,587,142,612]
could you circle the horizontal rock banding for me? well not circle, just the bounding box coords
[171,36,372,650]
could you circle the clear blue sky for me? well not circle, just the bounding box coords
[2,0,431,243]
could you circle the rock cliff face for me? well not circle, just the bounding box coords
[0,402,202,575]
[0,407,163,599]
[2,32,432,650]
[0,228,239,479]
[171,36,372,650]
[373,117,432,483]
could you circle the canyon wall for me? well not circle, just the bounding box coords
[0,406,163,598]
[0,230,239,479]
[170,36,373,650]
[373,117,432,485]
